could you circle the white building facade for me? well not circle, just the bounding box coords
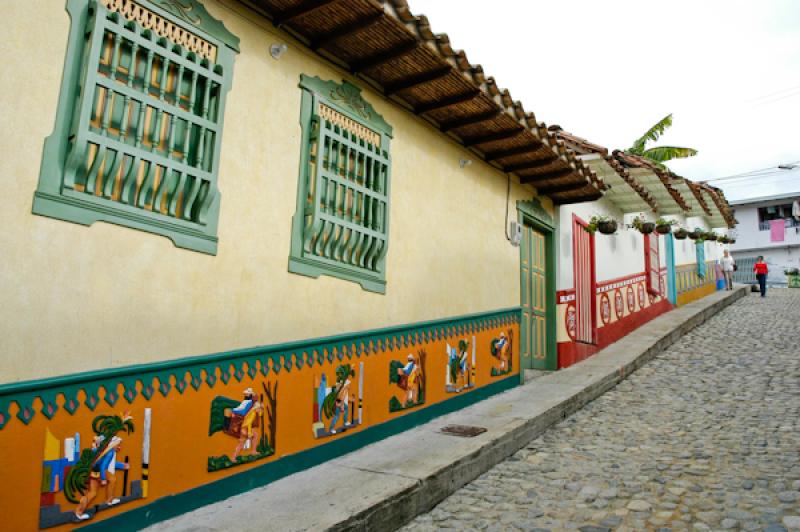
[730,194,800,285]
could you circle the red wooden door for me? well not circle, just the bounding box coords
[572,215,596,344]
[645,233,661,294]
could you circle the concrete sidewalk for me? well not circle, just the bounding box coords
[145,287,747,532]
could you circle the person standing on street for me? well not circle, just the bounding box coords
[721,250,736,290]
[753,256,768,297]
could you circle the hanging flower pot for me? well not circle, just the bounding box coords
[588,215,618,235]
[598,220,618,235]
[688,230,700,240]
[706,233,717,241]
[654,217,676,235]
[629,215,655,234]
[674,228,688,240]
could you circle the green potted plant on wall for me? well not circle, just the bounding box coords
[655,217,677,235]
[630,215,655,234]
[705,231,718,242]
[588,215,618,235]
[688,229,701,240]
[674,227,688,239]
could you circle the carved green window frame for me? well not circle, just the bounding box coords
[289,76,393,293]
[33,0,239,254]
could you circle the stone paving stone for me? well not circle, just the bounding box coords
[401,289,800,531]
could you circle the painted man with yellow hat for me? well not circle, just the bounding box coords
[231,388,263,460]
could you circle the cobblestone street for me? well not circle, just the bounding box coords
[402,289,800,532]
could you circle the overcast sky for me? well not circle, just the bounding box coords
[409,0,800,201]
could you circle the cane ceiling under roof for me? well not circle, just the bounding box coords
[552,127,735,228]
[238,0,606,204]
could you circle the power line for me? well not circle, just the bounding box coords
[706,162,800,182]
[747,84,800,103]
[753,89,800,107]
[711,169,800,183]
[718,169,800,182]
[718,177,800,192]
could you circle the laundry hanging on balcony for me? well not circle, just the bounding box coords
[770,219,786,242]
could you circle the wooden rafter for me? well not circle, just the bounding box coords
[439,110,501,132]
[553,191,602,205]
[310,11,382,50]
[536,181,588,195]
[463,128,524,147]
[273,0,338,26]
[415,89,480,114]
[520,167,573,184]
[485,144,543,162]
[503,156,558,173]
[350,40,418,73]
[383,66,451,95]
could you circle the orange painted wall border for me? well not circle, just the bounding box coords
[0,308,520,531]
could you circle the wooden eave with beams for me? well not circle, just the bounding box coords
[697,185,736,228]
[669,178,711,219]
[612,151,689,216]
[685,181,713,217]
[238,0,605,204]
[590,157,657,213]
[553,127,657,212]
[702,186,737,228]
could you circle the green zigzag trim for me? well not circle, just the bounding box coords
[0,307,520,429]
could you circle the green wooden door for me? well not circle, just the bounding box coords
[521,224,548,369]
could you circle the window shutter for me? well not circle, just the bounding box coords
[34,0,239,254]
[289,76,393,293]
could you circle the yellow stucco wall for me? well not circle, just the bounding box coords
[0,0,548,382]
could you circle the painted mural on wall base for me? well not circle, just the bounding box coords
[490,330,513,377]
[312,363,364,438]
[445,337,476,393]
[39,410,148,529]
[7,309,519,531]
[207,382,278,472]
[389,350,426,412]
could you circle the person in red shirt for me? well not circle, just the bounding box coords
[753,256,769,297]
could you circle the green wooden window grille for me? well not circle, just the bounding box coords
[289,76,393,293]
[33,0,239,254]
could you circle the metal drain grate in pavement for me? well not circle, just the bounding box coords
[439,425,487,437]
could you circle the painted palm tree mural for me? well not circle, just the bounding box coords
[628,113,698,170]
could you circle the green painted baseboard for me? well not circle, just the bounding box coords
[82,375,518,531]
